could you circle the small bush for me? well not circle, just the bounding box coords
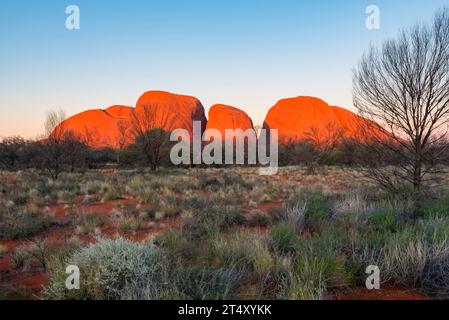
[118,216,145,232]
[44,237,240,300]
[246,210,271,227]
[105,188,121,201]
[72,210,106,235]
[271,223,298,254]
[160,266,241,300]
[222,172,244,186]
[60,191,76,204]
[420,198,449,219]
[0,208,50,240]
[368,208,398,233]
[211,232,273,276]
[10,246,29,269]
[289,189,332,222]
[185,205,245,239]
[44,238,164,300]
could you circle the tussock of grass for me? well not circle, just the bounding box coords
[69,209,106,235]
[0,207,51,240]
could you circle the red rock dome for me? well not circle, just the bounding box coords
[134,91,207,136]
[263,96,383,144]
[56,106,133,149]
[205,104,254,138]
[105,105,133,119]
[54,93,385,149]
[53,91,208,149]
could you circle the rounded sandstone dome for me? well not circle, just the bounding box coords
[56,107,133,149]
[52,91,208,149]
[105,105,133,119]
[135,91,207,135]
[263,96,379,144]
[205,104,254,138]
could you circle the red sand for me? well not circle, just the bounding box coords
[333,285,429,300]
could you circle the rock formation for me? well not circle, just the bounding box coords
[54,91,207,149]
[205,104,254,139]
[54,93,384,149]
[263,96,383,144]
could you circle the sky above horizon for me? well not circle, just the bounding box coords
[1,0,448,138]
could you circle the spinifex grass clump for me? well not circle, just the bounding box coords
[0,207,51,240]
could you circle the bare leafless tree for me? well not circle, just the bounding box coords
[41,109,68,179]
[40,109,87,178]
[130,104,176,170]
[115,119,130,165]
[64,130,88,172]
[0,136,26,168]
[303,123,342,173]
[353,8,449,194]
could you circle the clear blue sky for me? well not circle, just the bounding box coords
[0,0,448,138]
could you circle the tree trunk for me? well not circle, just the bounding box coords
[413,162,422,191]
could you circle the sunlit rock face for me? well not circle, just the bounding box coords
[53,91,207,149]
[134,91,207,136]
[205,104,255,139]
[54,106,133,149]
[54,93,384,149]
[263,96,383,144]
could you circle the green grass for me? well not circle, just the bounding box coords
[419,198,449,219]
[270,222,298,254]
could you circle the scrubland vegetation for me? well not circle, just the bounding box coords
[1,8,449,301]
[1,166,449,300]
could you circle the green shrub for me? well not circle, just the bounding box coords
[289,189,331,222]
[271,223,298,254]
[44,237,240,300]
[286,256,328,300]
[420,216,449,242]
[197,172,222,190]
[285,275,325,300]
[211,232,273,276]
[105,188,121,201]
[72,211,106,235]
[164,204,181,219]
[222,172,243,186]
[118,217,145,232]
[266,206,285,223]
[0,208,50,240]
[60,191,76,203]
[246,210,271,227]
[10,246,29,269]
[12,193,28,206]
[348,222,449,298]
[160,266,241,300]
[368,208,398,233]
[420,198,449,219]
[306,197,330,221]
[185,205,245,239]
[44,238,164,300]
[159,229,198,262]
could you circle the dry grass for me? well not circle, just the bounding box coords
[1,166,449,300]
